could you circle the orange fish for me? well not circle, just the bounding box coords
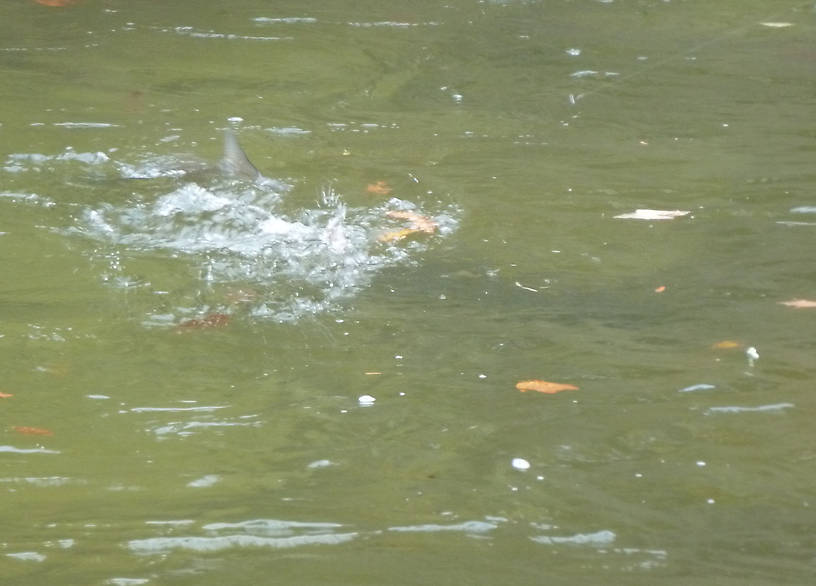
[516,380,579,394]
[0,392,13,398]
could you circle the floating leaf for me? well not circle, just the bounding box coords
[13,426,54,436]
[516,380,579,394]
[366,181,392,196]
[779,298,816,309]
[385,210,438,233]
[379,210,438,242]
[712,340,741,349]
[378,227,422,242]
[614,209,690,220]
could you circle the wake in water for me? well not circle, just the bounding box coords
[3,131,459,324]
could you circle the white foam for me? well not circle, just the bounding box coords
[531,529,616,545]
[388,520,498,533]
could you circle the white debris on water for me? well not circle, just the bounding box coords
[511,457,531,471]
[186,474,220,488]
[358,395,376,406]
[614,209,690,220]
[307,459,334,469]
[678,383,716,393]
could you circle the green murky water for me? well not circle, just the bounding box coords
[1,1,815,584]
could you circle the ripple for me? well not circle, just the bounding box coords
[0,446,60,455]
[129,524,357,554]
[705,403,794,414]
[530,529,616,545]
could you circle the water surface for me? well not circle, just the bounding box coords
[1,1,815,584]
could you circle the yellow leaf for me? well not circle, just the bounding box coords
[712,340,741,349]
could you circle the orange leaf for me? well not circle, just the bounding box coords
[385,210,437,234]
[378,227,422,242]
[516,380,579,394]
[712,340,741,349]
[779,298,816,309]
[13,426,54,436]
[366,181,392,196]
[0,392,13,398]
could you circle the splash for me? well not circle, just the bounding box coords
[15,147,459,323]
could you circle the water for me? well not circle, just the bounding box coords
[2,1,815,584]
